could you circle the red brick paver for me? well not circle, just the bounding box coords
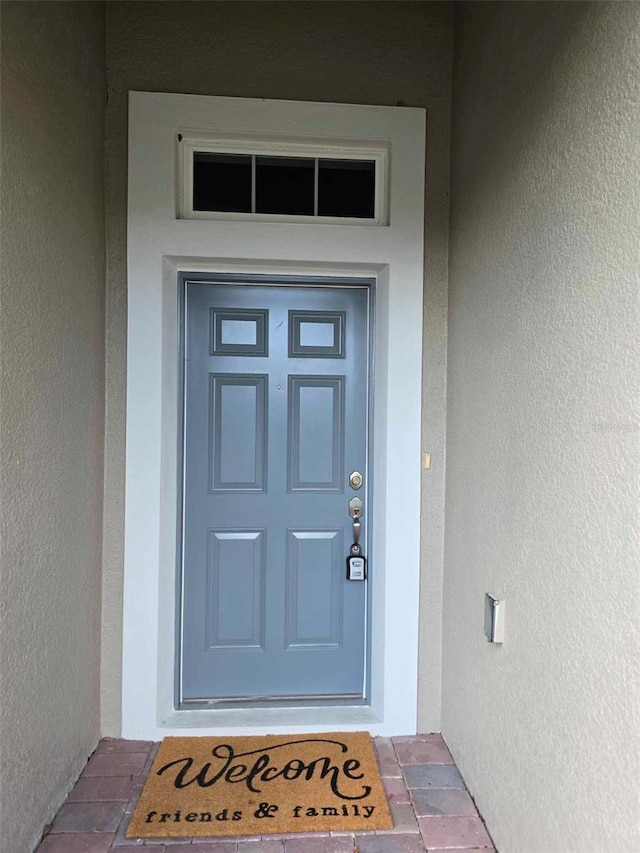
[356,835,427,853]
[82,751,149,777]
[36,736,495,852]
[38,834,116,852]
[382,775,411,804]
[411,788,478,818]
[51,802,125,833]
[393,734,454,766]
[418,816,494,849]
[67,776,137,803]
[284,839,354,852]
[171,845,239,852]
[387,803,420,834]
[96,739,155,754]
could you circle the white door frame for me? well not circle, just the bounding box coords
[122,92,425,738]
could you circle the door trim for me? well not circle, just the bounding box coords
[176,273,375,708]
[123,93,425,738]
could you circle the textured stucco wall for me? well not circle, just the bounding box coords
[103,0,452,735]
[443,3,639,852]
[0,3,106,852]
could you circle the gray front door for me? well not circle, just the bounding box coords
[180,277,371,702]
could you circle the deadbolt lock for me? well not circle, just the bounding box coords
[349,470,363,490]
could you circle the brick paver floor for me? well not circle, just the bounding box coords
[37,735,495,852]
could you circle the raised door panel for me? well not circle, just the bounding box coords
[288,376,344,491]
[206,529,265,649]
[210,308,269,356]
[288,311,345,358]
[209,374,267,492]
[285,529,343,648]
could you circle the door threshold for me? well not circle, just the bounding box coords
[158,704,383,737]
[180,695,366,710]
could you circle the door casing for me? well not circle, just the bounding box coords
[123,92,425,738]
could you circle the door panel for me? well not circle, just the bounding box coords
[206,529,265,649]
[209,374,267,492]
[285,529,343,648]
[181,281,369,701]
[288,376,344,490]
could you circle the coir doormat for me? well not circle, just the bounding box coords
[127,732,392,838]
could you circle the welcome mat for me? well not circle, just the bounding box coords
[127,732,392,838]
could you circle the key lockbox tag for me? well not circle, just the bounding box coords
[347,555,366,581]
[347,544,366,581]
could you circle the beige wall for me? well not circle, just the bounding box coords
[103,0,452,734]
[443,3,639,851]
[0,3,106,852]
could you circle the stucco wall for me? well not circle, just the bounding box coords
[0,3,105,852]
[443,3,639,852]
[103,0,452,734]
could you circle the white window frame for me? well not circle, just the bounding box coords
[178,132,389,225]
[123,92,425,739]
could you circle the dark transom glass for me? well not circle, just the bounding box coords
[192,152,377,219]
[193,153,252,213]
[318,159,375,219]
[256,156,315,216]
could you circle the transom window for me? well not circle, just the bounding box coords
[178,135,388,225]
